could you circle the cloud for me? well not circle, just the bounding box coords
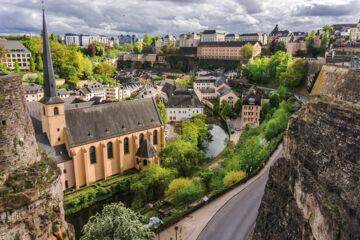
[0,0,359,37]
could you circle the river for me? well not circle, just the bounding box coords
[202,124,229,158]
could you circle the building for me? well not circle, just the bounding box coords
[239,33,268,45]
[64,33,81,46]
[0,40,31,70]
[119,34,138,45]
[164,84,204,122]
[64,33,116,47]
[29,12,165,191]
[269,25,292,48]
[286,32,308,56]
[218,87,239,108]
[23,84,44,102]
[241,85,267,129]
[201,30,228,42]
[350,20,360,41]
[155,35,178,49]
[225,34,239,42]
[194,73,217,90]
[104,85,120,101]
[79,82,106,101]
[197,41,262,60]
[179,33,201,47]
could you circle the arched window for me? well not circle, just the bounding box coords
[124,137,129,154]
[42,107,46,116]
[90,146,96,164]
[54,107,59,115]
[107,142,113,159]
[153,130,158,145]
[139,133,144,146]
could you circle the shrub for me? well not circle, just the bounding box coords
[165,178,192,202]
[222,171,246,186]
[174,179,205,205]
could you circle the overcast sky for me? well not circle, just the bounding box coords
[0,0,359,37]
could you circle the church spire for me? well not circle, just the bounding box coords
[40,2,63,104]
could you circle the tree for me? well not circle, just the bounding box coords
[157,100,168,123]
[174,178,205,205]
[274,41,286,52]
[160,139,204,177]
[122,43,133,52]
[68,75,80,87]
[93,42,105,56]
[29,56,35,72]
[80,202,155,240]
[223,171,246,186]
[36,56,43,71]
[162,45,169,54]
[14,59,20,73]
[93,62,115,77]
[165,178,192,202]
[238,136,265,174]
[133,41,143,53]
[220,100,233,118]
[234,99,242,114]
[151,36,160,46]
[176,60,185,72]
[279,58,307,88]
[143,34,152,47]
[88,43,96,57]
[322,25,334,32]
[269,92,280,108]
[277,84,288,100]
[60,64,77,80]
[80,57,93,78]
[240,43,254,58]
[181,114,208,146]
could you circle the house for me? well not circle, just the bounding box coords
[350,20,360,41]
[179,33,201,47]
[241,85,267,129]
[286,32,308,56]
[23,84,44,102]
[104,85,120,101]
[0,40,31,71]
[79,82,106,101]
[197,41,262,60]
[201,30,228,42]
[216,84,239,108]
[239,33,268,45]
[268,25,292,48]
[194,74,217,90]
[28,12,165,191]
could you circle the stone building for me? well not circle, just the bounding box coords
[239,33,268,45]
[23,83,44,102]
[201,30,228,42]
[197,41,262,60]
[0,40,31,70]
[28,8,165,191]
[241,85,267,129]
[179,33,201,47]
[225,34,240,42]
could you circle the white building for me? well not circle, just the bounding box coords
[194,73,217,90]
[239,33,268,45]
[179,33,201,47]
[155,35,178,49]
[225,34,239,41]
[201,30,228,42]
[23,84,44,102]
[0,40,31,70]
[166,93,204,122]
[79,82,106,101]
[105,85,120,101]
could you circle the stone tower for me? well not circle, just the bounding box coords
[39,7,66,147]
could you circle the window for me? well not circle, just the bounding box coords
[57,128,60,132]
[43,107,46,115]
[107,142,113,159]
[143,159,148,166]
[124,137,129,154]
[90,146,96,164]
[153,130,158,145]
[65,180,69,189]
[139,133,144,145]
[54,107,59,115]
[63,169,67,174]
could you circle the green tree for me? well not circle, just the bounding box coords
[181,114,208,146]
[220,100,233,118]
[269,92,281,108]
[165,178,192,202]
[277,84,288,100]
[157,100,168,123]
[176,60,185,72]
[93,42,105,56]
[160,139,204,177]
[151,36,160,46]
[223,171,246,186]
[322,25,334,32]
[60,64,77,80]
[80,202,154,240]
[238,136,265,174]
[80,57,93,78]
[279,58,307,88]
[174,178,205,205]
[14,59,20,73]
[234,99,242,114]
[93,62,115,77]
[240,43,254,58]
[68,75,80,87]
[29,56,35,72]
[143,34,152,46]
[274,41,286,52]
[122,43,133,52]
[36,56,43,71]
[133,41,143,53]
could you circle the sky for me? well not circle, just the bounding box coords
[0,0,359,38]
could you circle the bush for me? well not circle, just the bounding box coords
[222,171,246,186]
[174,179,205,205]
[165,178,192,202]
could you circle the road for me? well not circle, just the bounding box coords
[257,85,308,103]
[197,147,283,240]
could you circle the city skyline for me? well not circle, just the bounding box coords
[1,0,359,37]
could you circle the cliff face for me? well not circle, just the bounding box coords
[253,66,360,240]
[0,74,73,240]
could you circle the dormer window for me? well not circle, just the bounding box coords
[249,97,255,105]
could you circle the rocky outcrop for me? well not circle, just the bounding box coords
[253,65,360,240]
[0,74,74,240]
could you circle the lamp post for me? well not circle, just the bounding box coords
[174,226,179,240]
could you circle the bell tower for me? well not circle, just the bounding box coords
[39,6,66,146]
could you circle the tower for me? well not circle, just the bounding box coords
[39,7,66,146]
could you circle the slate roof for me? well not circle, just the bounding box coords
[36,133,71,164]
[215,76,227,87]
[166,94,203,108]
[162,82,176,98]
[240,33,261,36]
[23,84,43,94]
[242,85,262,105]
[136,139,157,158]
[0,40,30,53]
[218,86,231,96]
[200,88,215,93]
[64,98,163,147]
[198,41,259,47]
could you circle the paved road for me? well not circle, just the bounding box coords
[197,148,283,240]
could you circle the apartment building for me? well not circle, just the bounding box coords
[239,33,268,45]
[179,33,201,47]
[201,30,228,42]
[0,40,31,70]
[225,34,240,42]
[79,82,106,101]
[241,85,268,129]
[23,84,44,102]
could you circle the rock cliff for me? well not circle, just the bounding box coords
[253,65,360,240]
[0,74,74,240]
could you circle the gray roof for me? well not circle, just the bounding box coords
[218,86,231,96]
[203,30,227,34]
[23,84,43,94]
[200,88,215,93]
[136,139,157,158]
[166,94,203,108]
[215,76,227,87]
[36,133,71,164]
[0,40,30,53]
[198,41,259,47]
[240,33,261,36]
[242,85,262,105]
[65,98,163,147]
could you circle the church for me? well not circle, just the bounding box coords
[29,9,165,191]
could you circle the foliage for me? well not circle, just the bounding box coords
[181,114,208,146]
[274,41,286,52]
[80,58,93,78]
[176,60,185,72]
[165,178,192,202]
[277,84,288,100]
[87,43,96,57]
[240,43,254,58]
[269,92,280,108]
[0,43,9,59]
[143,34,153,47]
[175,76,187,86]
[160,139,204,177]
[234,99,242,114]
[279,58,307,88]
[29,56,35,72]
[133,41,143,53]
[14,59,20,73]
[222,171,246,186]
[36,56,43,71]
[122,43,133,52]
[174,178,205,205]
[93,62,115,77]
[220,100,233,119]
[157,100,168,124]
[295,49,306,57]
[80,202,154,240]
[59,64,77,80]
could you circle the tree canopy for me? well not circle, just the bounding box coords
[240,43,253,58]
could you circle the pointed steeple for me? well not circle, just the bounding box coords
[39,3,63,104]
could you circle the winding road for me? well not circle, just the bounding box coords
[197,146,283,240]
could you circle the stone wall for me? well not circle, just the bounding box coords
[0,74,40,185]
[306,59,325,92]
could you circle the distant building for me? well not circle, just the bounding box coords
[179,33,201,47]
[286,32,308,56]
[218,86,240,108]
[23,84,44,102]
[197,41,262,60]
[201,30,228,42]
[239,33,268,45]
[241,85,267,129]
[155,35,178,49]
[269,24,292,48]
[225,34,239,42]
[119,34,138,45]
[350,20,360,41]
[0,40,31,71]
[194,72,217,90]
[64,33,117,47]
[79,82,106,101]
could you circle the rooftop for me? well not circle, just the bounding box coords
[198,41,260,47]
[0,40,31,53]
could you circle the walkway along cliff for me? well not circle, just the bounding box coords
[253,64,360,239]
